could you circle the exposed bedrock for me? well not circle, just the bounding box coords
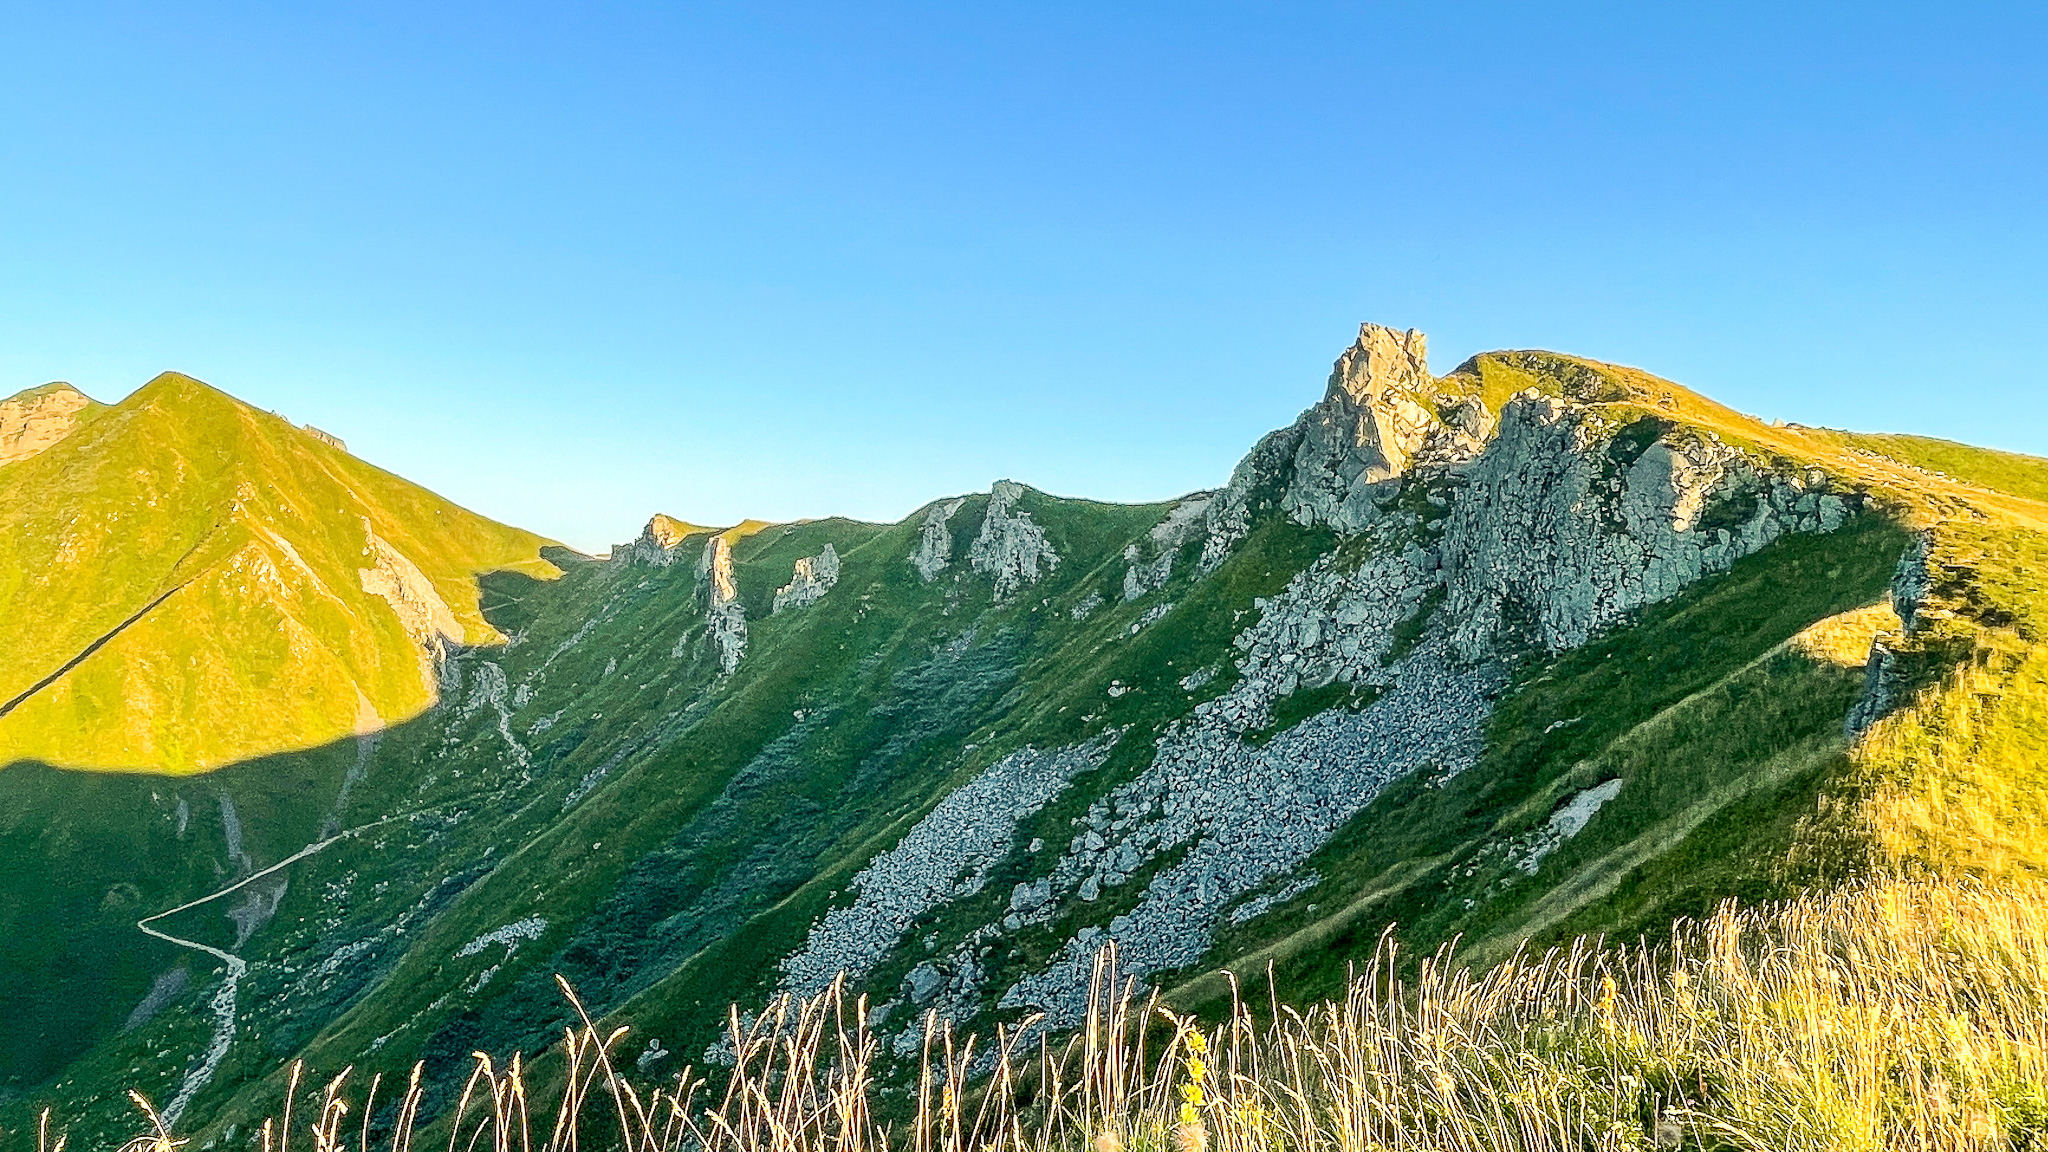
[702,536,746,674]
[911,498,966,581]
[1439,392,1853,659]
[774,544,841,613]
[969,481,1060,600]
[357,518,465,693]
[751,322,1875,1047]
[0,383,94,465]
[615,513,698,567]
[1124,494,1214,601]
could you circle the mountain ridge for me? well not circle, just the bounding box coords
[0,326,2043,1148]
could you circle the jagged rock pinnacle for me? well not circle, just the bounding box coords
[969,481,1059,600]
[911,499,965,580]
[774,544,841,613]
[701,535,746,673]
[1275,323,1500,534]
[617,513,698,566]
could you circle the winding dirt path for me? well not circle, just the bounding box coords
[138,816,397,1127]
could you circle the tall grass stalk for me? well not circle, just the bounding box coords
[95,881,2048,1152]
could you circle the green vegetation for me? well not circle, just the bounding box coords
[0,373,557,773]
[10,343,2048,1152]
[1834,432,2048,506]
[73,880,2048,1152]
[1176,516,1912,1009]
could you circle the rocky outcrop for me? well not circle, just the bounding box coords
[1281,325,1491,532]
[1889,532,1935,633]
[1844,640,1899,741]
[1193,325,1489,567]
[0,383,94,466]
[992,380,1866,1022]
[1197,425,1300,573]
[1439,394,1857,659]
[1513,778,1626,874]
[616,514,699,567]
[301,425,347,452]
[969,481,1059,599]
[702,536,746,674]
[731,323,1890,1059]
[773,544,841,613]
[1845,532,1933,739]
[1123,494,1214,600]
[358,519,465,693]
[911,499,966,580]
[997,517,1498,1027]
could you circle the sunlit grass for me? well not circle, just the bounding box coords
[74,879,2048,1152]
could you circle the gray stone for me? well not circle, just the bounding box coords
[776,737,1114,997]
[911,498,965,580]
[612,513,695,567]
[773,544,840,613]
[969,481,1060,599]
[701,536,747,674]
[904,962,944,1005]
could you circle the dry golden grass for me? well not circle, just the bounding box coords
[80,879,2048,1152]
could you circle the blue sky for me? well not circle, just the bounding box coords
[2,2,2042,551]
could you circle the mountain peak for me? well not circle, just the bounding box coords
[1326,323,1431,406]
[615,513,711,566]
[1,380,92,406]
[130,370,251,416]
[0,372,556,772]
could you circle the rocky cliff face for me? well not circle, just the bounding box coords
[773,544,840,613]
[702,535,747,674]
[0,383,96,466]
[1123,494,1213,600]
[357,519,466,693]
[1278,325,1490,533]
[968,481,1060,600]
[739,324,1880,1050]
[911,499,965,580]
[1437,393,1854,659]
[616,514,700,566]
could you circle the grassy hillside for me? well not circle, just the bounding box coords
[1831,431,2048,506]
[84,879,2048,1152]
[0,373,558,773]
[0,370,562,1098]
[8,339,2048,1150]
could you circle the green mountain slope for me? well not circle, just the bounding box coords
[0,373,559,773]
[5,329,2046,1148]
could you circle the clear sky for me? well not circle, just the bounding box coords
[2,2,2042,552]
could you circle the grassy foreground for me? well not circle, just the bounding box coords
[81,879,2048,1152]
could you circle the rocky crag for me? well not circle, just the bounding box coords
[738,324,1881,1049]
